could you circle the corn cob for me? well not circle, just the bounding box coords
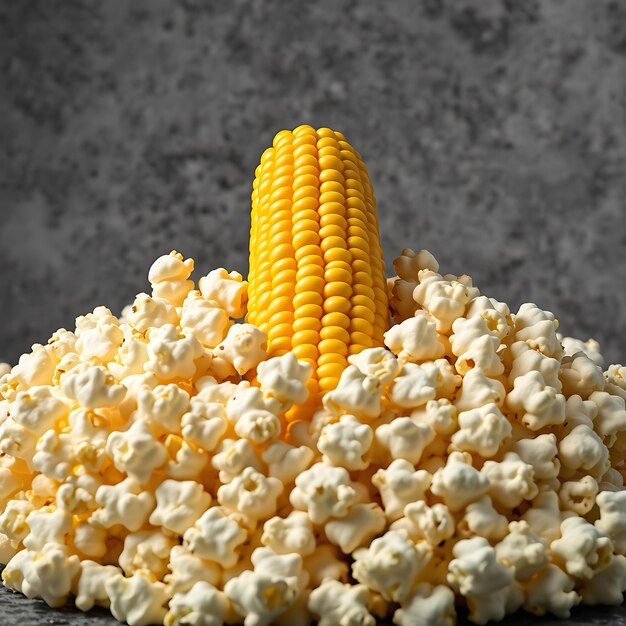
[247,125,389,418]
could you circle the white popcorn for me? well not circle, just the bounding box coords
[126,293,179,333]
[308,579,375,626]
[149,251,195,307]
[0,417,37,466]
[0,498,34,543]
[388,362,441,409]
[393,583,456,626]
[3,544,80,608]
[605,363,626,400]
[348,347,400,385]
[199,268,248,318]
[165,581,229,626]
[149,479,211,535]
[384,312,446,363]
[181,291,230,349]
[513,303,562,358]
[559,352,605,398]
[318,414,373,470]
[506,371,566,431]
[165,545,221,593]
[595,490,626,554]
[108,333,149,380]
[136,383,190,435]
[454,367,506,412]
[465,296,512,340]
[447,537,513,596]
[75,307,124,363]
[323,365,382,419]
[61,364,127,409]
[523,564,580,618]
[551,517,613,580]
[10,386,69,435]
[46,328,78,361]
[325,503,386,554]
[508,340,561,389]
[31,428,75,479]
[183,506,247,567]
[588,390,626,438]
[213,324,267,377]
[431,359,463,400]
[430,452,489,512]
[522,487,562,542]
[0,362,11,377]
[465,582,523,626]
[450,316,504,377]
[353,530,431,602]
[495,521,548,581]
[401,501,455,546]
[457,496,508,541]
[2,344,56,397]
[106,572,170,626]
[413,270,470,333]
[75,561,122,612]
[395,248,440,281]
[290,463,359,524]
[56,471,101,516]
[0,456,28,507]
[563,393,597,431]
[376,417,434,464]
[411,399,457,435]
[234,408,281,444]
[181,398,228,452]
[66,408,111,472]
[512,433,560,481]
[451,402,511,457]
[372,460,431,521]
[164,434,208,480]
[212,438,264,484]
[224,569,297,626]
[106,419,166,484]
[93,477,156,531]
[26,474,61,511]
[118,530,176,578]
[580,553,626,606]
[261,441,314,485]
[559,476,598,515]
[561,336,604,367]
[225,383,275,423]
[262,511,316,557]
[481,452,538,508]
[119,372,159,407]
[145,324,202,381]
[218,467,283,520]
[251,546,307,589]
[257,353,312,411]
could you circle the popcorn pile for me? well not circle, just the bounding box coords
[1,248,626,626]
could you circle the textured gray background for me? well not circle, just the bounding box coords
[1,0,625,371]
[1,1,626,622]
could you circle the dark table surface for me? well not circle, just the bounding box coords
[1,582,625,626]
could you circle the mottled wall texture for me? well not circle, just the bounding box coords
[1,0,625,366]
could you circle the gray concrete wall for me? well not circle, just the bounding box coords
[1,0,625,366]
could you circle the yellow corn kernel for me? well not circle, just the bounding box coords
[247,126,389,419]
